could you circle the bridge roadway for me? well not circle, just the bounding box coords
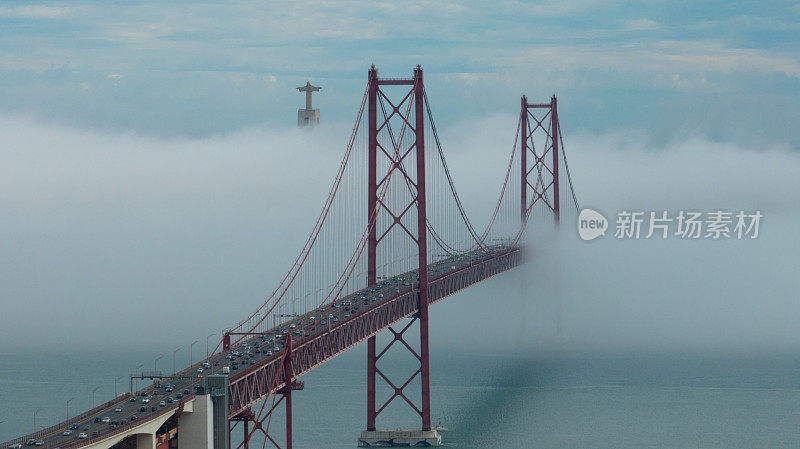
[2,243,523,449]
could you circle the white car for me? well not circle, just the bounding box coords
[78,433,88,439]
[114,407,122,412]
[101,417,110,423]
[62,430,72,436]
[142,397,150,403]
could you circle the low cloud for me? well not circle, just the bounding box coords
[624,18,660,31]
[432,117,800,355]
[1,116,798,358]
[0,5,74,19]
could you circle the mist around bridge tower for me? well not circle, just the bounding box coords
[2,100,800,449]
[2,1,800,448]
[1,115,798,355]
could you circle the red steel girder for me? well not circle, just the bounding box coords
[365,64,432,431]
[226,248,524,418]
[373,318,424,417]
[231,335,303,449]
[521,95,560,225]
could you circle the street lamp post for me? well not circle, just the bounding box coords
[206,334,215,361]
[33,408,43,433]
[154,355,163,373]
[190,340,199,367]
[134,364,144,392]
[172,348,181,376]
[115,376,123,397]
[66,397,76,420]
[92,386,101,408]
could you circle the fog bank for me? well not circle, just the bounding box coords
[1,115,798,356]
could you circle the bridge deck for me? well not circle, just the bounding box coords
[1,245,523,449]
[227,245,523,416]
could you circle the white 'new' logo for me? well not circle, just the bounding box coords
[578,208,608,241]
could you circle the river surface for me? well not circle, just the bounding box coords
[2,347,799,448]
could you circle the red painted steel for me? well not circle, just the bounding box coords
[366,64,379,431]
[413,65,432,431]
[521,96,528,223]
[282,336,294,449]
[361,65,433,432]
[226,248,523,418]
[551,95,560,225]
[16,248,523,449]
[230,335,303,449]
[11,73,567,449]
[521,94,561,223]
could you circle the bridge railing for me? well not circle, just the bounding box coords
[56,395,195,449]
[226,247,524,416]
[0,393,131,449]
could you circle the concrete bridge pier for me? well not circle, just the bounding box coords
[358,429,442,447]
[135,434,156,449]
[177,395,213,449]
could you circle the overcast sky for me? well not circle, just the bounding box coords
[0,0,798,144]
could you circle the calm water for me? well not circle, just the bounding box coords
[2,347,800,448]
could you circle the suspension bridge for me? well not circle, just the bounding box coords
[2,65,579,449]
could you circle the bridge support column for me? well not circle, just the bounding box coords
[413,65,432,432]
[282,335,295,449]
[366,64,379,433]
[360,65,440,446]
[177,394,213,449]
[520,94,560,224]
[206,375,229,449]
